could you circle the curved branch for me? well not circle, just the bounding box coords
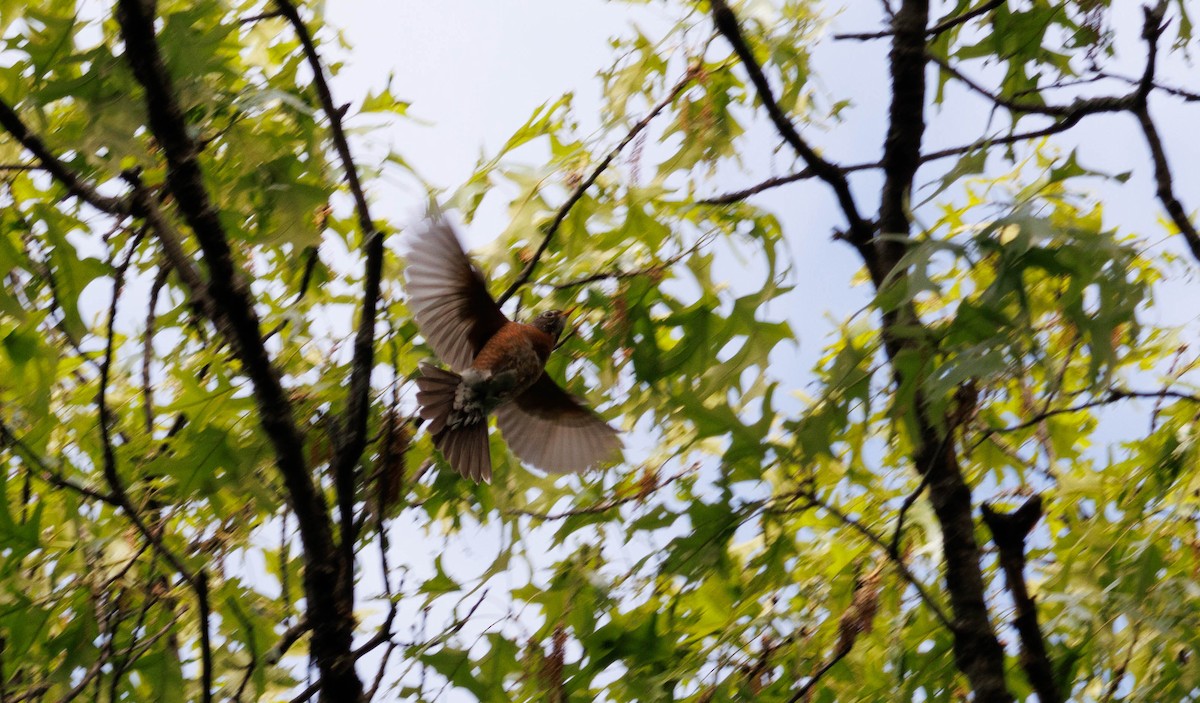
[928,52,1134,119]
[496,70,696,306]
[508,463,698,521]
[699,118,1099,205]
[835,0,1005,41]
[1132,2,1200,263]
[0,99,130,215]
[709,0,873,247]
[797,491,953,630]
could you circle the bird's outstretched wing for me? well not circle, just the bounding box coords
[495,373,622,473]
[404,218,509,372]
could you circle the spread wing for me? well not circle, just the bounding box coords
[404,218,509,372]
[495,373,622,473]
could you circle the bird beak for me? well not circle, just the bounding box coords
[563,306,578,319]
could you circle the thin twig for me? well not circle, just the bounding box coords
[496,70,697,305]
[928,52,1133,119]
[699,118,1092,205]
[549,233,714,290]
[240,9,284,24]
[509,464,697,521]
[287,604,400,703]
[44,615,180,703]
[786,636,850,703]
[835,0,1005,41]
[978,388,1199,442]
[799,490,953,630]
[889,472,931,557]
[142,265,169,433]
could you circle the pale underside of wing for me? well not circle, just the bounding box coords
[495,373,622,474]
[404,218,508,372]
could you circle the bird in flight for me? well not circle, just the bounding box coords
[404,217,622,482]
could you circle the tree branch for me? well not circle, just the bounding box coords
[863,2,1011,699]
[708,0,873,248]
[972,388,1200,451]
[273,0,381,620]
[96,229,213,703]
[928,52,1134,119]
[835,0,1005,41]
[549,232,713,290]
[700,118,1098,206]
[496,70,696,306]
[876,0,930,265]
[113,2,360,700]
[508,463,697,521]
[981,496,1062,703]
[0,99,130,215]
[797,491,952,630]
[1131,2,1200,263]
[787,563,884,703]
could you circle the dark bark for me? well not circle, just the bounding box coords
[712,0,1013,697]
[113,2,363,700]
[983,496,1063,703]
[872,3,1012,700]
[0,100,130,215]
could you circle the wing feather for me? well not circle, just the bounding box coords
[404,218,508,372]
[495,373,622,474]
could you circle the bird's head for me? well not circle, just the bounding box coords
[531,308,573,339]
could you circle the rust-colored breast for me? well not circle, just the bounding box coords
[471,323,555,390]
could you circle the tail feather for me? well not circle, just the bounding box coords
[416,363,460,435]
[416,363,493,482]
[438,420,491,483]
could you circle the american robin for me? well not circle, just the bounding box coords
[404,217,622,482]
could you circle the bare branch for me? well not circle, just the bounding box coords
[240,9,284,24]
[889,472,931,557]
[977,388,1200,442]
[699,119,1094,205]
[42,614,180,703]
[142,265,169,433]
[708,0,873,247]
[0,99,130,215]
[928,52,1134,119]
[96,228,213,703]
[1132,2,1200,263]
[835,0,1005,41]
[787,563,884,703]
[287,604,401,703]
[496,70,697,306]
[981,496,1062,703]
[549,233,713,290]
[797,490,953,630]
